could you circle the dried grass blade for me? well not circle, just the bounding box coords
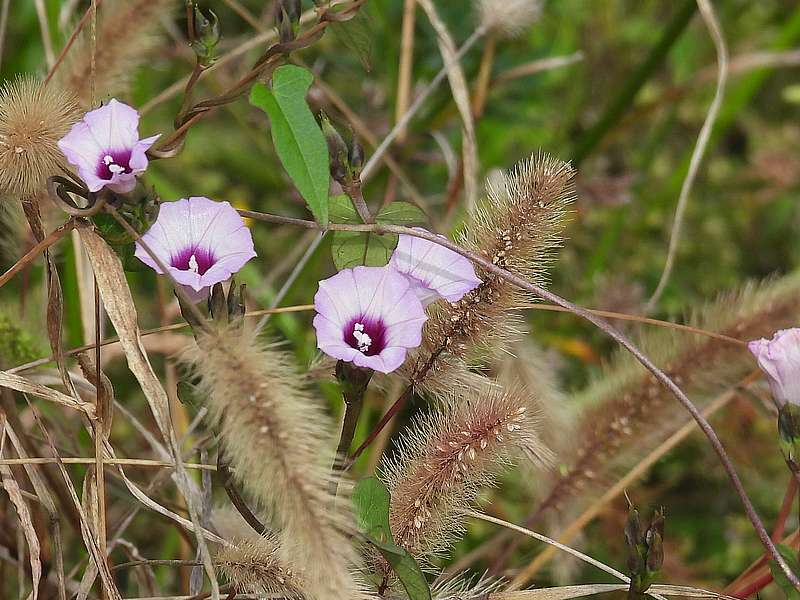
[0,371,93,414]
[416,0,479,211]
[78,228,221,598]
[0,428,42,600]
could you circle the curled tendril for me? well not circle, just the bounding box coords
[47,175,107,217]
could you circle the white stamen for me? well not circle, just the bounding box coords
[352,322,372,352]
[188,254,199,274]
[103,154,125,174]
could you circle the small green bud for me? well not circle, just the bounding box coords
[321,113,350,186]
[190,6,220,66]
[646,531,664,574]
[209,283,228,324]
[275,0,300,44]
[227,280,247,324]
[349,136,364,176]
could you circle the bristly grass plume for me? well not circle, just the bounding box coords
[187,327,372,600]
[476,0,542,38]
[381,387,552,566]
[57,0,177,105]
[402,151,575,399]
[537,271,800,518]
[0,76,79,199]
[216,535,305,599]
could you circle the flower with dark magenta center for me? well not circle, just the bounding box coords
[135,196,256,302]
[58,98,159,194]
[748,328,800,407]
[389,227,482,305]
[313,266,428,373]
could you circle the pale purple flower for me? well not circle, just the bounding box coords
[388,228,482,305]
[748,328,800,407]
[135,197,256,302]
[58,98,159,194]
[313,266,427,373]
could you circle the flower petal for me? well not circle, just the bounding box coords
[389,228,482,304]
[83,98,139,150]
[749,328,800,406]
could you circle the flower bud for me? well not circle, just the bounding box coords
[275,0,300,44]
[190,6,220,66]
[321,113,349,186]
[348,136,364,176]
[646,531,664,574]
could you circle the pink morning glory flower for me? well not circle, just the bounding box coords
[135,196,256,302]
[313,266,428,373]
[388,228,482,305]
[58,98,159,194]
[748,328,800,407]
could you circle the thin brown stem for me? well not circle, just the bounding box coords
[216,451,266,536]
[44,0,105,85]
[0,220,76,289]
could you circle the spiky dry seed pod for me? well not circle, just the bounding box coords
[476,0,542,38]
[0,76,79,199]
[187,327,371,600]
[400,152,575,398]
[381,387,551,565]
[56,0,176,106]
[216,536,305,599]
[537,271,800,517]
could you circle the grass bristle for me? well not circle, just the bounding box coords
[216,535,305,599]
[537,271,800,517]
[187,327,372,600]
[405,152,575,398]
[57,0,176,105]
[381,387,552,565]
[0,76,79,199]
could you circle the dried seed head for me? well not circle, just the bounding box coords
[476,0,542,38]
[216,536,305,599]
[186,326,372,600]
[407,152,574,397]
[0,76,79,199]
[537,271,800,517]
[56,0,176,106]
[381,387,551,565]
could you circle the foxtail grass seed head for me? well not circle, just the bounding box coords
[476,0,542,38]
[0,76,79,199]
[59,99,159,194]
[216,536,305,599]
[388,228,482,306]
[187,327,371,600]
[537,272,800,517]
[748,328,800,408]
[135,196,256,303]
[381,387,551,564]
[407,152,574,394]
[56,0,177,105]
[313,266,428,373]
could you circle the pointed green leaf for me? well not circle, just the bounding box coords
[330,9,373,71]
[352,478,432,600]
[250,66,330,225]
[769,544,800,600]
[329,200,428,270]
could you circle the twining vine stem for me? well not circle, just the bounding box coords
[238,207,800,589]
